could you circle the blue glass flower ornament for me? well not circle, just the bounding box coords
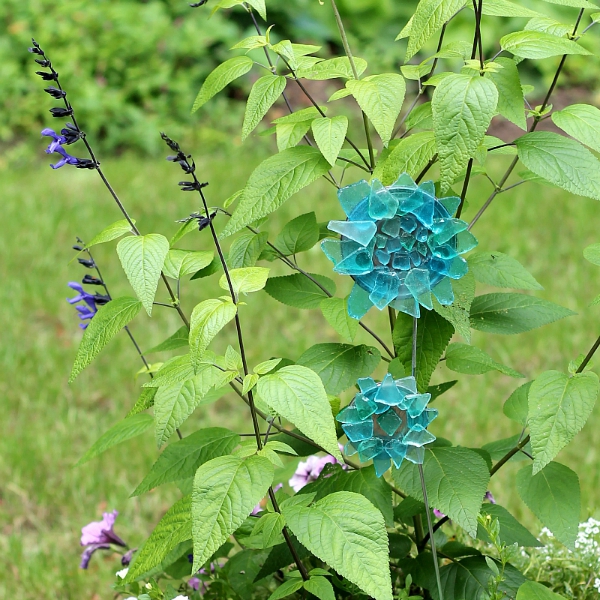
[321,174,477,319]
[336,374,437,476]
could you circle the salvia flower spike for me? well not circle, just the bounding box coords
[321,173,477,319]
[336,374,438,476]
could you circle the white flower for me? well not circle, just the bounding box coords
[172,596,190,600]
[594,578,600,591]
[116,567,129,579]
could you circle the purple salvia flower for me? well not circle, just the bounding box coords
[80,509,126,547]
[80,543,111,569]
[67,282,97,309]
[49,145,80,169]
[289,454,344,492]
[41,127,67,153]
[76,304,97,329]
[484,491,496,504]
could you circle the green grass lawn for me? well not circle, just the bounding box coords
[2,145,600,599]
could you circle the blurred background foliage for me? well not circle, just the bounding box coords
[3,0,600,156]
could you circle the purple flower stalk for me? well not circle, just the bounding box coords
[289,454,345,492]
[79,509,127,569]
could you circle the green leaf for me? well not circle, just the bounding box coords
[276,121,312,151]
[163,249,214,280]
[481,0,546,17]
[468,251,543,290]
[191,454,274,571]
[282,491,392,600]
[132,428,239,496]
[406,0,468,61]
[192,56,253,112]
[242,75,287,141]
[257,365,343,460]
[117,234,170,316]
[393,447,490,536]
[128,387,157,416]
[274,212,320,256]
[320,297,359,343]
[251,512,286,548]
[394,310,454,392]
[76,413,153,466]
[190,256,221,280]
[500,30,591,59]
[264,273,336,309]
[552,103,600,154]
[268,579,304,600]
[228,231,269,269]
[517,581,566,600]
[70,297,142,382]
[541,0,598,7]
[373,131,437,186]
[125,495,192,581]
[486,57,526,130]
[189,298,237,371]
[482,434,531,463]
[304,576,335,600]
[469,293,576,335]
[145,326,189,354]
[299,464,394,527]
[84,219,136,249]
[296,57,367,80]
[347,74,406,145]
[516,132,600,201]
[432,271,475,343]
[477,504,542,547]
[143,354,194,388]
[242,373,260,395]
[504,381,532,426]
[170,218,198,247]
[525,16,573,37]
[219,267,270,296]
[445,343,525,378]
[528,370,599,473]
[584,242,600,266]
[245,0,266,19]
[222,147,331,237]
[297,343,381,395]
[311,116,348,166]
[405,102,433,131]
[432,74,498,191]
[273,107,326,125]
[516,461,580,549]
[254,358,282,375]
[154,364,225,446]
[428,380,457,401]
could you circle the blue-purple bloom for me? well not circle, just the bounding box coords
[49,145,80,169]
[67,281,99,329]
[41,127,66,152]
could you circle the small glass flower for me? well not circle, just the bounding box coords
[321,173,477,319]
[336,374,438,476]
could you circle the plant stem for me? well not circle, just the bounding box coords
[456,158,474,219]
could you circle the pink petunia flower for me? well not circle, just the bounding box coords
[289,454,345,492]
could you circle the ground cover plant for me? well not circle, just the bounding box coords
[19,0,600,598]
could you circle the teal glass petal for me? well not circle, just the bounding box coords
[381,216,401,238]
[355,393,378,419]
[328,220,377,246]
[375,249,391,265]
[391,173,417,189]
[377,408,403,436]
[369,272,400,309]
[385,439,408,468]
[405,268,433,310]
[404,429,436,447]
[447,256,468,279]
[407,407,438,431]
[344,420,374,442]
[455,229,479,254]
[420,181,436,197]
[375,373,403,406]
[432,277,454,305]
[336,404,363,424]
[338,179,371,217]
[357,437,384,461]
[347,282,373,320]
[369,179,399,219]
[431,218,468,245]
[396,376,417,395]
[321,238,342,266]
[373,452,392,477]
[334,247,374,276]
[344,440,358,456]
[357,377,378,394]
[392,252,411,271]
[405,445,426,464]
[389,295,420,318]
[405,393,432,418]
[439,195,461,216]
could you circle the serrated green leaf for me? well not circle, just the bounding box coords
[274,212,320,256]
[297,343,381,395]
[525,16,573,37]
[311,116,348,166]
[154,364,226,447]
[406,0,468,61]
[84,219,136,249]
[468,251,542,290]
[189,298,237,371]
[192,56,253,112]
[254,358,282,375]
[264,273,336,310]
[219,267,270,296]
[541,0,598,7]
[394,309,454,392]
[516,461,580,549]
[481,0,546,17]
[275,121,311,151]
[504,381,532,426]
[252,512,286,548]
[432,270,475,343]
[405,102,433,130]
[393,447,490,536]
[221,147,331,238]
[282,491,392,600]
[477,504,542,547]
[501,30,591,59]
[125,495,191,581]
[296,57,367,80]
[257,365,342,460]
[373,131,437,185]
[228,231,269,269]
[143,354,194,388]
[242,75,287,141]
[517,580,566,600]
[516,132,600,200]
[76,413,153,466]
[128,387,157,416]
[192,454,273,571]
[469,292,576,334]
[552,104,600,154]
[528,370,598,473]
[117,234,169,316]
[486,57,527,130]
[145,326,189,354]
[269,579,304,600]
[70,297,142,382]
[132,428,239,496]
[428,380,457,401]
[304,576,335,600]
[245,0,266,19]
[347,74,406,145]
[163,249,214,280]
[432,74,498,191]
[319,296,359,343]
[273,107,326,125]
[242,373,260,395]
[445,343,525,378]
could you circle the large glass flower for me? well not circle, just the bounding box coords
[336,374,437,476]
[321,174,477,319]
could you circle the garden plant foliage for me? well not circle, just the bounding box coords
[30,0,600,598]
